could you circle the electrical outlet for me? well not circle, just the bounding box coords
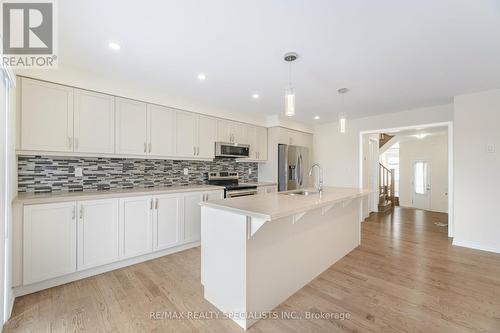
[248,168,252,175]
[183,168,189,175]
[486,144,496,153]
[75,167,83,177]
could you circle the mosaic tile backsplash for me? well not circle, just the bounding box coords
[18,155,258,193]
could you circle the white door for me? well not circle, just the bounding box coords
[74,89,115,154]
[256,126,268,160]
[197,116,216,158]
[183,192,203,242]
[115,98,148,155]
[175,111,197,157]
[21,78,74,152]
[119,196,153,259]
[148,104,175,157]
[246,126,257,159]
[153,194,181,250]
[412,161,431,210]
[77,199,120,270]
[23,202,77,284]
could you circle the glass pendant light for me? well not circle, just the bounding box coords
[337,88,349,134]
[284,52,298,117]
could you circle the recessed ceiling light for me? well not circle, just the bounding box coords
[108,42,121,50]
[314,116,320,120]
[197,73,206,81]
[252,93,260,99]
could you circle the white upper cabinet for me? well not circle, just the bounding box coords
[21,78,74,152]
[23,202,77,285]
[176,111,198,157]
[148,105,175,157]
[115,98,148,155]
[197,116,216,159]
[77,199,119,270]
[256,126,268,161]
[246,126,257,159]
[217,120,247,144]
[74,89,115,154]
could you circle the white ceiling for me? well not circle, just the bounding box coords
[56,0,500,123]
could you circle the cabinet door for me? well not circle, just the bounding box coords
[23,202,77,284]
[115,98,148,155]
[246,126,257,159]
[216,120,231,142]
[256,127,268,160]
[77,199,119,271]
[175,111,197,157]
[183,192,203,242]
[153,194,181,250]
[197,116,216,158]
[74,89,115,154]
[148,105,175,157]
[205,190,224,201]
[21,78,74,152]
[230,122,247,144]
[119,197,153,259]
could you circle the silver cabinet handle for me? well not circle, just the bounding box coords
[68,137,72,149]
[193,146,196,155]
[72,207,75,220]
[79,207,83,219]
[197,146,200,155]
[148,143,152,153]
[155,198,159,209]
[144,142,147,153]
[150,199,153,210]
[75,138,79,150]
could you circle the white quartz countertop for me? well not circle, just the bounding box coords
[15,185,225,205]
[200,186,370,220]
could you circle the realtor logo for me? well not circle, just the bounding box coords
[1,0,57,68]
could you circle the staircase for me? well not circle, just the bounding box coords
[379,163,395,213]
[379,133,395,149]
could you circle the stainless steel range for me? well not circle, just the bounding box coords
[207,172,257,198]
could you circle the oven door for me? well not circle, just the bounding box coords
[215,142,250,158]
[226,189,258,198]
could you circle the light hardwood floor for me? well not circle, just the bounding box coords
[5,207,500,332]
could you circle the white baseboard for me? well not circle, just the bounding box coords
[452,239,500,254]
[13,241,200,298]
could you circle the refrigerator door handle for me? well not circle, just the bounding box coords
[298,154,304,186]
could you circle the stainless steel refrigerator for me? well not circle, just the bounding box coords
[278,144,310,191]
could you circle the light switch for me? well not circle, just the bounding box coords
[75,167,83,177]
[183,168,189,175]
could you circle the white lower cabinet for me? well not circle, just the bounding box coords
[23,202,77,285]
[153,194,182,251]
[77,199,120,271]
[21,189,223,288]
[183,192,204,242]
[119,196,153,259]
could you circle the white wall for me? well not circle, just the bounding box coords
[454,89,500,253]
[313,104,453,188]
[399,135,448,213]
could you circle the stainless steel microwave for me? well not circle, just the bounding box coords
[215,142,250,158]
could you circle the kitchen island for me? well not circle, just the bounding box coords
[200,187,369,329]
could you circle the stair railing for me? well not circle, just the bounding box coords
[379,163,395,207]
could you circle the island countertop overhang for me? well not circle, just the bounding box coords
[199,186,370,220]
